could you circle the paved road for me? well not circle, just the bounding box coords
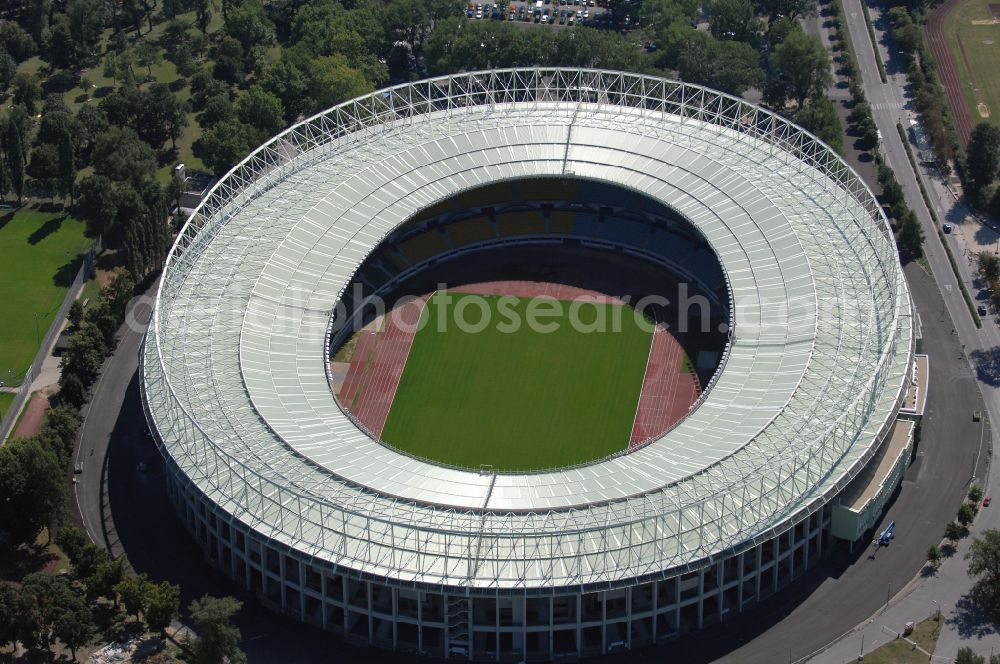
[70,11,1000,661]
[73,291,154,555]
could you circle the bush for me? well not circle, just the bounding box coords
[970,485,985,503]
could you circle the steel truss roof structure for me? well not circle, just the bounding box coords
[142,69,914,591]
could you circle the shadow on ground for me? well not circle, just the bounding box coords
[27,215,65,245]
[950,584,1000,639]
[970,347,1000,387]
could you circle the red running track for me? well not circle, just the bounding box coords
[342,297,427,437]
[340,281,700,450]
[927,0,975,146]
[628,325,701,448]
[338,330,377,406]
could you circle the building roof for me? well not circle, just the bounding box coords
[142,69,913,590]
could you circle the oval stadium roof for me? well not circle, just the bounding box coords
[142,69,914,590]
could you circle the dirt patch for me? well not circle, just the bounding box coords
[12,392,50,439]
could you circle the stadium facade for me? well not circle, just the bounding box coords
[141,69,915,660]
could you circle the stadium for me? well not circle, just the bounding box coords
[141,69,916,660]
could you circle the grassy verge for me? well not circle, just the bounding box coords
[862,1,889,83]
[861,616,942,663]
[0,392,13,420]
[895,122,983,327]
[381,293,653,470]
[0,208,93,382]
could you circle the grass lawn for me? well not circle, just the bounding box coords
[942,0,1000,129]
[860,616,942,663]
[380,293,653,470]
[0,392,13,420]
[0,209,91,383]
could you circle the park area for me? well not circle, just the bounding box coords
[940,0,1000,131]
[0,208,91,385]
[379,293,654,470]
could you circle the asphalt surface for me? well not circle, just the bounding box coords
[74,265,985,664]
[70,14,1000,660]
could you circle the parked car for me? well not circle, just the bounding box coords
[943,223,953,233]
[978,304,988,316]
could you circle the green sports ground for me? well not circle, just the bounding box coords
[380,293,655,471]
[0,208,91,384]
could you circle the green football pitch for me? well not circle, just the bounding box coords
[0,208,90,384]
[380,292,654,471]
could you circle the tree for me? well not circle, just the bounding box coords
[927,543,942,568]
[236,86,284,140]
[17,573,81,655]
[676,31,763,96]
[145,581,182,636]
[757,0,815,20]
[971,485,986,504]
[188,595,247,664]
[135,41,162,81]
[59,371,88,408]
[92,127,157,185]
[11,72,41,115]
[174,43,198,79]
[4,114,26,204]
[102,267,136,324]
[960,503,977,527]
[56,526,89,563]
[0,583,18,653]
[794,97,844,154]
[63,0,109,67]
[710,0,759,43]
[89,555,127,605]
[897,209,924,257]
[115,572,151,620]
[27,143,61,192]
[53,589,94,661]
[946,520,964,542]
[261,57,309,122]
[771,27,831,108]
[199,93,236,130]
[197,119,256,176]
[967,122,1000,192]
[149,83,190,150]
[192,0,213,33]
[0,438,67,542]
[226,0,275,53]
[957,647,987,664]
[978,253,1000,282]
[0,21,37,62]
[308,54,373,113]
[38,406,81,463]
[76,175,118,239]
[60,321,108,387]
[58,130,77,202]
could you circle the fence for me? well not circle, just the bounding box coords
[0,237,102,444]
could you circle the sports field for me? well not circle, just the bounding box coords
[939,0,1000,133]
[379,293,654,470]
[0,209,90,383]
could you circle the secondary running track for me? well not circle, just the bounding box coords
[927,0,975,146]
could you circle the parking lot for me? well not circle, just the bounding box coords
[466,0,613,28]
